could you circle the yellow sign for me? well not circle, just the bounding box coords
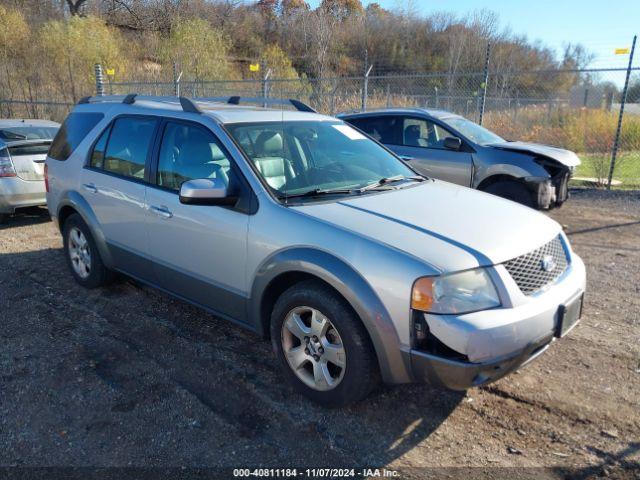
[614,48,630,55]
[105,68,116,76]
[249,63,261,72]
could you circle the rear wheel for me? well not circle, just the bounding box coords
[0,214,7,224]
[483,180,535,208]
[271,280,379,407]
[62,213,114,288]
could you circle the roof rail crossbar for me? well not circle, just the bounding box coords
[123,93,137,104]
[78,96,91,104]
[179,96,203,114]
[199,96,316,113]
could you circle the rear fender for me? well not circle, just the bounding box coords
[56,191,114,268]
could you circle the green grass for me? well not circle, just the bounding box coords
[572,151,640,189]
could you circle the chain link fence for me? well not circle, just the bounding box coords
[2,65,639,189]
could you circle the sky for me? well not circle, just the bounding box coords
[307,0,639,71]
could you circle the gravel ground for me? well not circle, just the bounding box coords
[0,190,638,479]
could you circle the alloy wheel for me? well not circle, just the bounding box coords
[281,306,346,391]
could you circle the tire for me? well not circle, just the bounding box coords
[0,214,7,224]
[62,213,114,288]
[483,180,535,208]
[270,280,379,407]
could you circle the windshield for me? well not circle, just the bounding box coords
[226,121,416,199]
[442,117,503,146]
[0,126,59,141]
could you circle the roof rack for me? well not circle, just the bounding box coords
[202,96,317,113]
[76,94,316,114]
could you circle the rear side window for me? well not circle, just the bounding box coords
[48,112,104,161]
[102,117,157,180]
[90,127,110,169]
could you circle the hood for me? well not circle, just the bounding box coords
[489,141,581,167]
[292,181,561,273]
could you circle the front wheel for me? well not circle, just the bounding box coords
[270,280,379,407]
[483,180,535,208]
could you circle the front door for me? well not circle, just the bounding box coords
[81,115,159,279]
[145,120,250,322]
[392,117,473,187]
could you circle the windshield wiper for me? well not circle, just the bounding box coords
[357,175,424,193]
[278,187,357,200]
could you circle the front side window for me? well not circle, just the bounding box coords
[156,122,235,191]
[402,117,457,149]
[102,117,157,180]
[346,116,400,144]
[226,121,416,199]
[48,112,104,161]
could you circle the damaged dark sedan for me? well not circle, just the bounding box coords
[339,108,580,209]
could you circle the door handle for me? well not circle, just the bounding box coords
[150,205,173,219]
[82,183,97,194]
[399,155,414,161]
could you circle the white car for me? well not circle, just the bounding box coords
[0,119,60,223]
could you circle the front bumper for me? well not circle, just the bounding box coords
[410,331,553,390]
[407,252,586,389]
[0,177,46,213]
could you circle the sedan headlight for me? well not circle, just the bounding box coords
[411,268,501,314]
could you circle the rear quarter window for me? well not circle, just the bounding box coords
[48,112,104,161]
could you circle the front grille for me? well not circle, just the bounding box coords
[503,235,569,295]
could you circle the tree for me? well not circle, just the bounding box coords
[66,0,89,16]
[320,0,363,22]
[262,44,299,80]
[160,17,233,82]
[39,15,127,101]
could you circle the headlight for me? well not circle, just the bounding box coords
[411,268,501,314]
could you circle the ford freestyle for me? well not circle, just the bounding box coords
[46,95,586,407]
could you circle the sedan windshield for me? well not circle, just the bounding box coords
[0,126,59,141]
[226,121,417,200]
[442,117,503,146]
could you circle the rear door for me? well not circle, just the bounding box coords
[7,141,50,181]
[81,115,159,280]
[393,116,473,186]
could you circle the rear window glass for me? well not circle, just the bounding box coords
[0,126,58,141]
[8,142,51,156]
[48,112,104,161]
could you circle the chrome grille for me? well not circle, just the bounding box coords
[503,235,569,295]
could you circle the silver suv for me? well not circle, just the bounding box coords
[46,95,586,407]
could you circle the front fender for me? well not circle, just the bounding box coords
[473,151,549,188]
[56,191,114,269]
[250,247,412,383]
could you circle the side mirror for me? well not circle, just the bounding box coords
[443,137,462,151]
[179,178,237,206]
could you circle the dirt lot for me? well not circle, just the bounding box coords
[0,190,638,479]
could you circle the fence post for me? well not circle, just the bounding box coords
[173,61,182,97]
[94,64,105,96]
[608,34,637,189]
[262,68,271,108]
[478,42,491,125]
[362,64,373,111]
